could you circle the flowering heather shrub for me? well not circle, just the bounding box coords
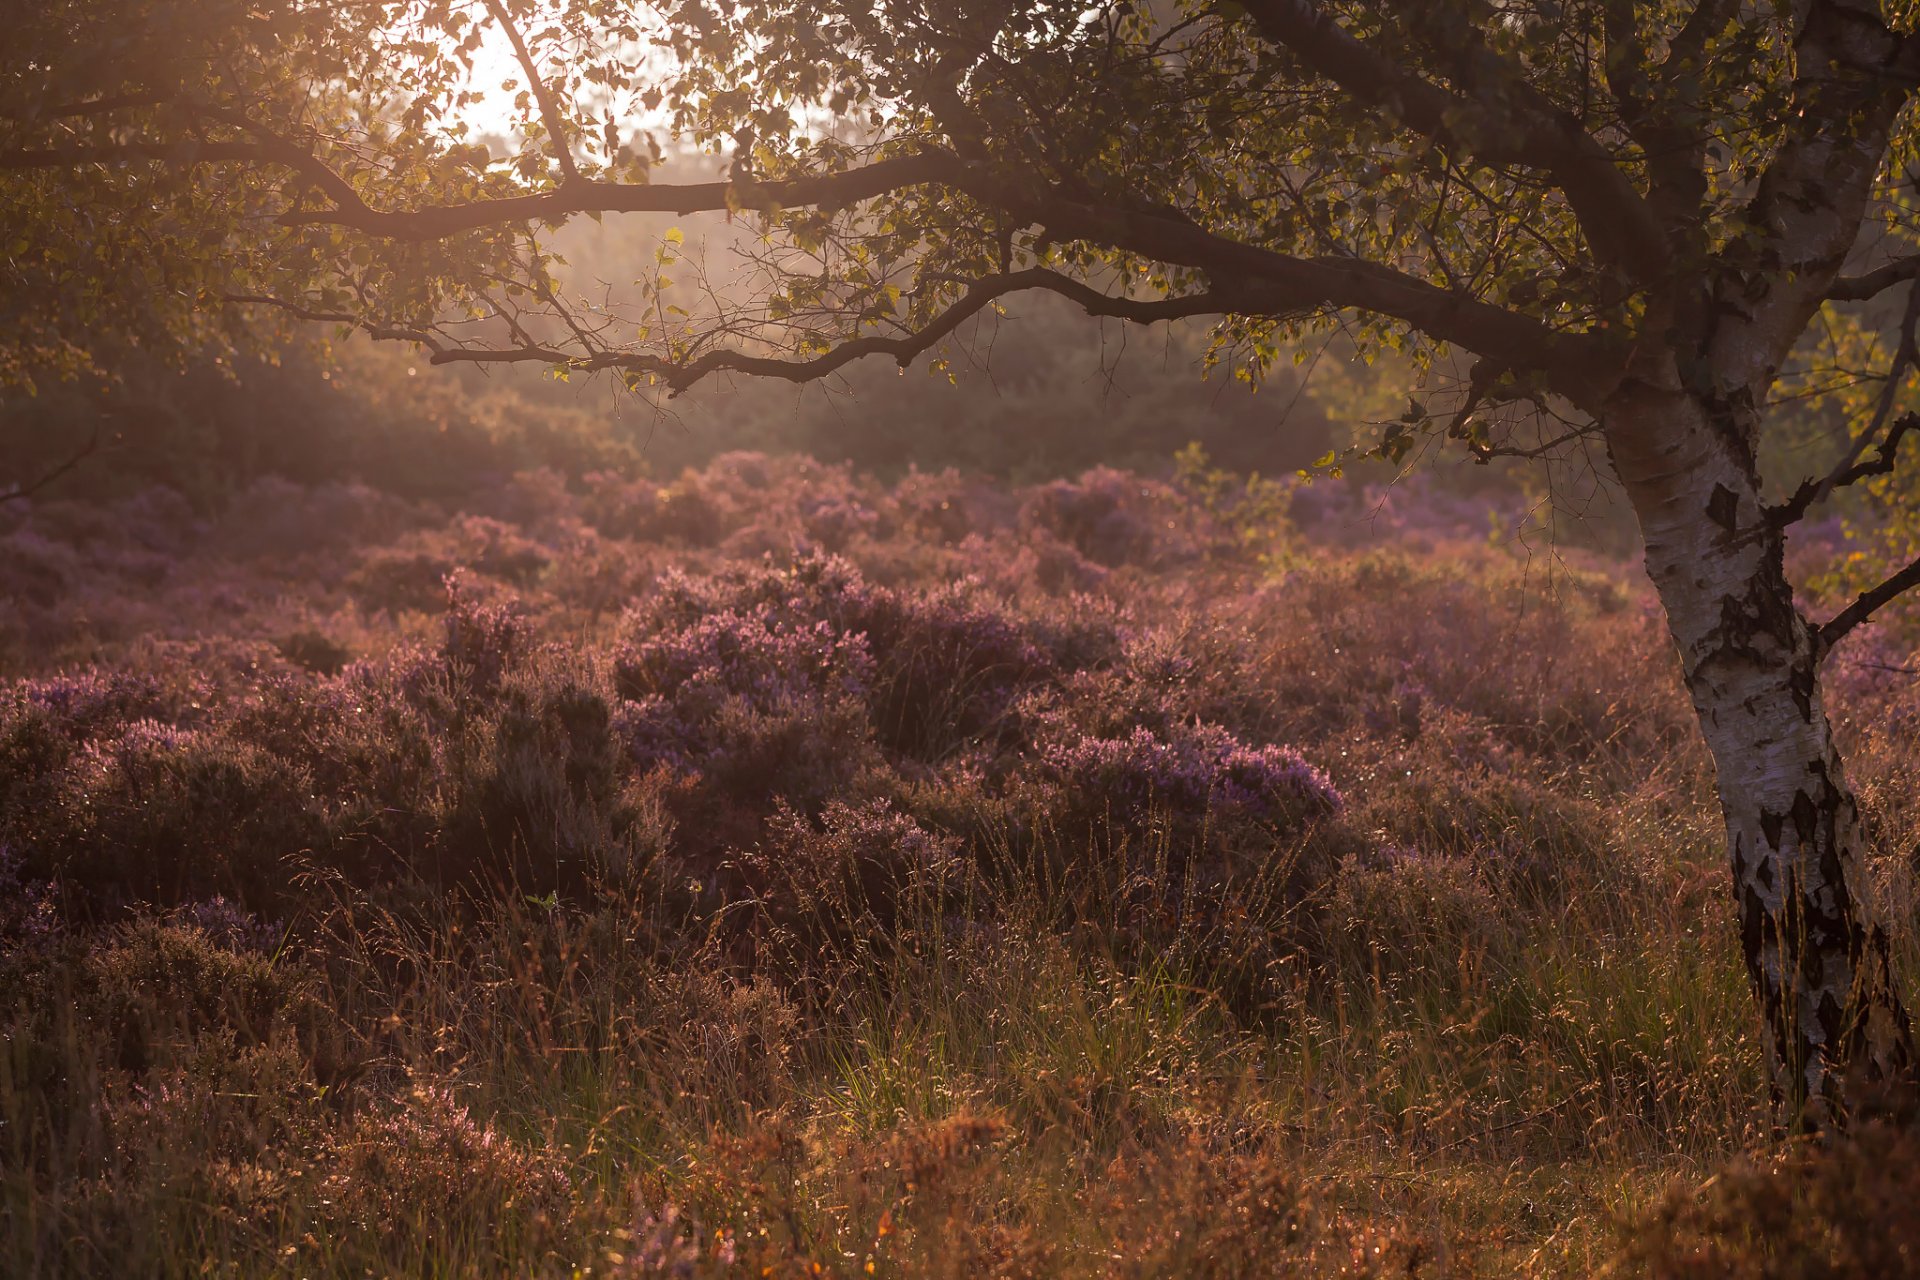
[315,1085,577,1263]
[798,491,881,551]
[578,467,660,539]
[610,587,879,830]
[635,551,875,631]
[891,465,984,544]
[9,447,1909,1274]
[440,572,537,694]
[615,607,874,712]
[73,918,332,1075]
[631,553,1056,761]
[713,457,881,557]
[0,842,60,950]
[1025,527,1113,592]
[650,479,731,547]
[1245,548,1692,765]
[605,470,731,547]
[1042,722,1343,830]
[443,660,640,890]
[856,579,1054,758]
[43,720,325,908]
[209,476,422,560]
[164,896,283,955]
[277,626,354,675]
[614,604,873,719]
[3,669,174,736]
[1285,473,1527,550]
[751,798,974,946]
[227,665,446,865]
[1019,465,1196,567]
[21,487,202,558]
[1018,626,1234,749]
[0,526,84,608]
[349,515,551,611]
[472,467,576,532]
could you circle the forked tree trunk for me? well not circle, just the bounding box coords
[1605,374,1915,1127]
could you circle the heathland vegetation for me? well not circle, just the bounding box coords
[5,431,1917,1276]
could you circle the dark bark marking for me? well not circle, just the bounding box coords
[1761,808,1785,850]
[1788,661,1815,720]
[1741,885,1768,981]
[1790,790,1819,844]
[1817,990,1846,1048]
[1708,482,1741,532]
[1703,572,1801,681]
[1818,838,1845,897]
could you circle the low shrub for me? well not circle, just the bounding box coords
[310,1085,581,1269]
[748,798,976,964]
[1610,1116,1920,1279]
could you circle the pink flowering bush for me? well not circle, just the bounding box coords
[612,586,880,821]
[748,798,976,963]
[1043,724,1343,828]
[439,571,538,694]
[1019,466,1199,568]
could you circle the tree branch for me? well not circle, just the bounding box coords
[1828,256,1920,302]
[0,106,373,220]
[481,0,580,186]
[1666,0,1741,78]
[1772,283,1920,525]
[253,133,1595,393]
[188,103,372,216]
[1600,0,1715,229]
[1820,553,1920,653]
[161,93,1597,404]
[221,293,449,350]
[232,234,1595,409]
[1472,425,1601,461]
[0,92,174,122]
[0,424,106,504]
[1707,0,1918,387]
[0,141,267,170]
[236,269,1298,393]
[968,177,1596,396]
[1236,0,1670,284]
[273,149,965,238]
[1773,413,1919,527]
[1,97,1601,398]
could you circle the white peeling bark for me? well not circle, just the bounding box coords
[1605,367,1914,1126]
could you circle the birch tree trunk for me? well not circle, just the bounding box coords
[1606,364,1916,1127]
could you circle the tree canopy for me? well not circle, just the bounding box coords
[0,3,1905,430]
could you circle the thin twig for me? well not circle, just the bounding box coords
[482,0,580,187]
[0,424,107,504]
[1774,282,1920,526]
